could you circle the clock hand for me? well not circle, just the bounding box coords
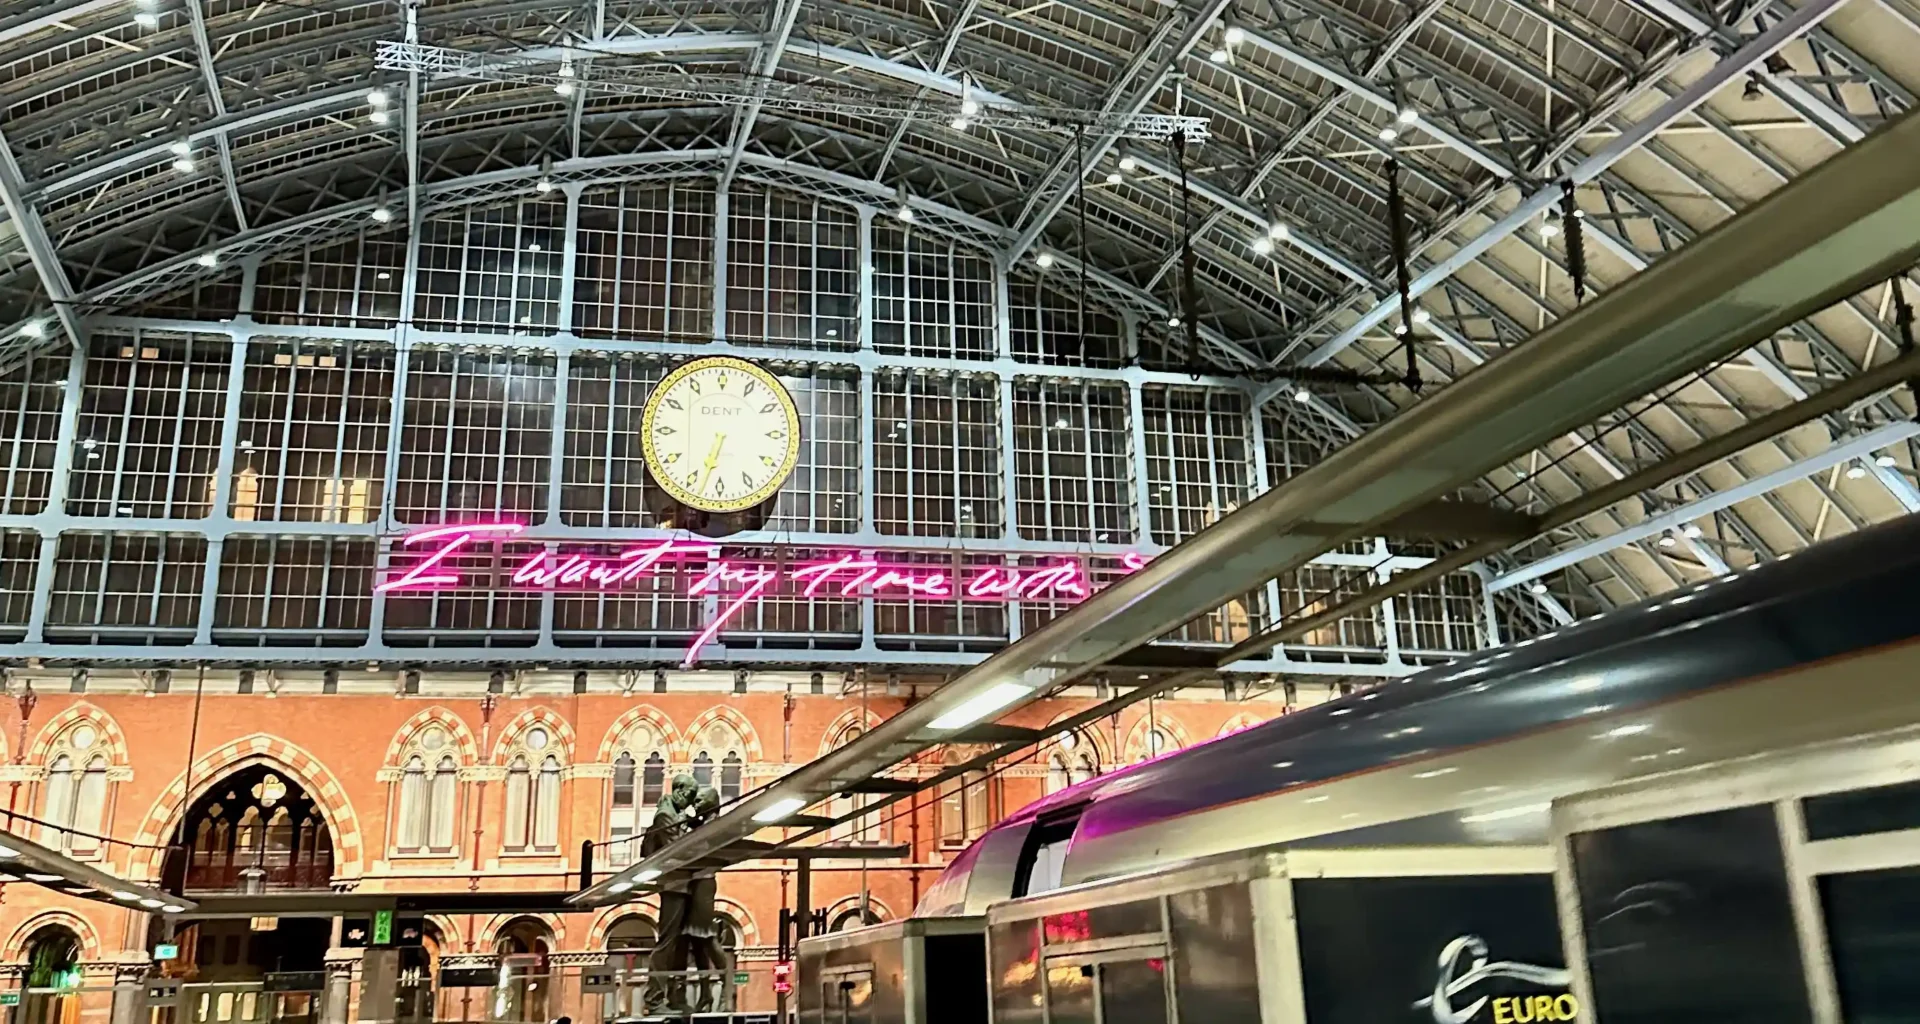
[694,433,727,496]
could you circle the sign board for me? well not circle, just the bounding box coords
[0,992,19,1006]
[262,972,327,993]
[772,961,793,995]
[153,944,179,961]
[733,972,750,986]
[438,967,498,989]
[372,910,393,946]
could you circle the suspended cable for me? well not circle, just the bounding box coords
[1072,124,1088,361]
[1891,274,1918,422]
[1384,157,1421,394]
[1171,129,1205,377]
[1559,180,1588,305]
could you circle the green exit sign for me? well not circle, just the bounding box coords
[372,910,393,946]
[154,944,179,961]
[733,972,750,986]
[1,991,20,1006]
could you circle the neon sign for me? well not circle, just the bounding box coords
[376,523,1145,666]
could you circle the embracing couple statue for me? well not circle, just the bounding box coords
[641,774,731,1014]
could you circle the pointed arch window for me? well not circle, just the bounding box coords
[391,724,461,855]
[828,726,884,845]
[692,720,749,806]
[40,722,113,857]
[1045,733,1099,795]
[937,747,990,849]
[502,724,564,853]
[607,722,670,868]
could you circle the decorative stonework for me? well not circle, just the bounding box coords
[680,706,761,762]
[383,707,481,767]
[491,708,576,763]
[816,708,883,760]
[597,705,682,762]
[586,901,662,949]
[475,911,566,945]
[127,734,364,882]
[4,910,103,961]
[28,704,131,767]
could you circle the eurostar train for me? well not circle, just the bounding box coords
[799,512,1920,1024]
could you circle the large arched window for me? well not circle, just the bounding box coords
[40,722,112,857]
[393,724,459,854]
[827,725,884,844]
[607,720,671,867]
[690,720,748,803]
[936,747,990,849]
[502,726,562,853]
[1126,724,1181,765]
[1045,732,1099,796]
[829,906,883,932]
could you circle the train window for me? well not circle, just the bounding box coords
[1802,779,1920,841]
[1012,810,1081,898]
[1816,866,1920,1021]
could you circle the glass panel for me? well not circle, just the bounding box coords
[989,921,1043,1024]
[1819,866,1920,1024]
[1044,962,1094,1024]
[1804,780,1920,841]
[1098,959,1169,1024]
[1571,805,1808,1024]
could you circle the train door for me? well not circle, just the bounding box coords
[818,966,872,1024]
[1044,947,1173,1024]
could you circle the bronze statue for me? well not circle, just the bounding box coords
[642,774,701,1012]
[682,786,731,1011]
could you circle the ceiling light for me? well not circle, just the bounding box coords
[1292,387,1311,403]
[21,320,47,340]
[536,177,554,193]
[1878,454,1898,468]
[1682,523,1702,539]
[527,242,542,252]
[1304,795,1330,804]
[169,141,191,157]
[371,206,393,223]
[555,80,575,97]
[928,681,1033,730]
[1054,417,1069,429]
[1105,171,1123,185]
[368,89,390,107]
[162,905,187,914]
[635,868,662,882]
[950,117,969,130]
[1412,767,1458,779]
[1743,76,1764,102]
[1268,222,1290,241]
[1223,26,1245,45]
[1118,156,1137,172]
[1209,48,1230,63]
[134,12,158,28]
[25,873,63,882]
[1604,724,1650,738]
[1846,463,1867,479]
[1412,308,1431,324]
[1378,125,1398,142]
[607,881,633,894]
[370,109,391,125]
[961,98,980,117]
[1657,534,1676,548]
[1397,107,1420,125]
[1539,221,1560,239]
[1035,252,1055,269]
[896,205,914,222]
[752,797,809,823]
[172,158,194,173]
[114,891,141,901]
[1528,582,1547,595]
[1251,236,1273,255]
[196,253,218,268]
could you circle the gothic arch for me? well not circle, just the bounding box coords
[1042,710,1114,767]
[127,734,364,882]
[479,912,566,946]
[587,898,664,948]
[492,708,577,764]
[597,706,680,763]
[680,706,762,762]
[816,708,883,759]
[1122,714,1191,762]
[712,897,759,945]
[822,895,893,925]
[28,704,128,766]
[426,915,465,952]
[4,911,102,962]
[1217,712,1265,738]
[383,707,480,767]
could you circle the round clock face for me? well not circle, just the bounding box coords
[641,356,802,513]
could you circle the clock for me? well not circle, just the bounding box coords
[641,356,802,515]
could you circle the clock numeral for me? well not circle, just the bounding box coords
[760,403,777,414]
[663,452,680,465]
[685,473,698,487]
[714,479,728,495]
[717,373,729,391]
[759,455,777,468]
[664,398,684,411]
[767,429,786,440]
[744,381,757,397]
[688,378,702,395]
[656,425,676,435]
[740,471,754,488]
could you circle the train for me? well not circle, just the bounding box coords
[800,511,1920,1024]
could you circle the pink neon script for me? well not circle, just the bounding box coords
[374,522,1148,665]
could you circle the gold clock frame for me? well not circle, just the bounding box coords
[640,356,803,514]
